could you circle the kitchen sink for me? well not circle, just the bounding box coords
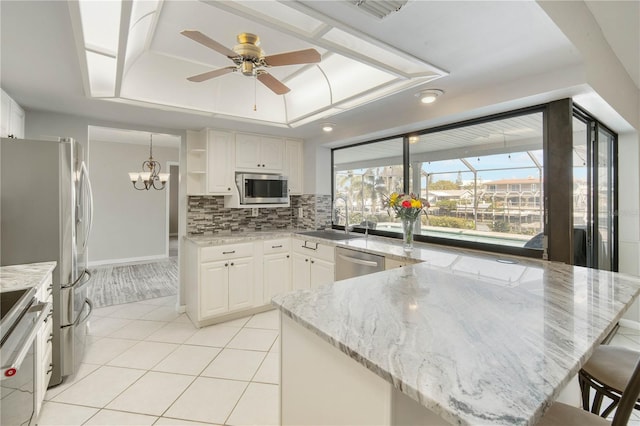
[296,230,363,241]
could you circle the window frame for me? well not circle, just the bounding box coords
[331,102,617,263]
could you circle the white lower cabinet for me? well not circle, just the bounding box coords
[200,261,229,317]
[291,238,335,290]
[263,238,292,303]
[35,271,54,417]
[186,241,257,327]
[185,236,336,327]
[228,257,255,311]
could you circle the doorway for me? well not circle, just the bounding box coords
[167,162,179,258]
[572,108,618,271]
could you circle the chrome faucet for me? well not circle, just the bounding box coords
[334,195,351,235]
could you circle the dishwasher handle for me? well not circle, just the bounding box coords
[337,254,382,267]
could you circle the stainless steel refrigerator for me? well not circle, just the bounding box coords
[1,137,94,387]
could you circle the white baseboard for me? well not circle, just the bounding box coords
[176,304,186,314]
[88,254,168,267]
[619,318,640,330]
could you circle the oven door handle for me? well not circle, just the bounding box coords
[1,302,50,380]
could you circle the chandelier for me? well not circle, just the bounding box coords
[128,133,169,190]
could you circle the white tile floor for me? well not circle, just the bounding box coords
[38,296,279,426]
[36,295,640,425]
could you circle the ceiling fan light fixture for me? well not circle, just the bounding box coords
[322,123,335,132]
[417,89,444,104]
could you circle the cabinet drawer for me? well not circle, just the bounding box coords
[263,238,290,254]
[39,319,54,361]
[201,242,254,262]
[292,239,334,263]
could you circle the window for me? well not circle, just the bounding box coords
[332,103,617,265]
[408,112,544,250]
[333,138,404,230]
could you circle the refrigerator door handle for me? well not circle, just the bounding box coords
[62,269,92,290]
[75,298,93,327]
[80,161,94,250]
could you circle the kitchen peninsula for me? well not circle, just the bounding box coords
[272,249,640,425]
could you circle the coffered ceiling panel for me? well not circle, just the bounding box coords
[70,0,446,128]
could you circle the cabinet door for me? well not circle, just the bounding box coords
[310,258,334,289]
[264,252,291,303]
[285,139,303,194]
[291,252,311,290]
[200,260,229,318]
[235,133,262,171]
[228,257,254,312]
[207,130,234,194]
[261,136,285,172]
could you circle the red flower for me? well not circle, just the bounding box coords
[401,200,412,208]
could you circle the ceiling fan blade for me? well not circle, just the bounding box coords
[180,30,238,58]
[257,72,290,95]
[263,48,321,67]
[187,66,236,82]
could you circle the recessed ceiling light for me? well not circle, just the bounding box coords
[322,123,335,132]
[417,89,444,104]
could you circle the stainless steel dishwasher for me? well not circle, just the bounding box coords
[335,247,385,280]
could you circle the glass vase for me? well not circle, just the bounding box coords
[401,217,416,252]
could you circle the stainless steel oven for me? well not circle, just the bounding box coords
[236,173,288,205]
[1,287,50,426]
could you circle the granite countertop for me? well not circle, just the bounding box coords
[272,256,640,425]
[185,230,294,246]
[0,261,57,293]
[186,229,543,268]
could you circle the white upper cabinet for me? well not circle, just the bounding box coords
[285,139,303,195]
[1,89,25,139]
[235,132,285,173]
[207,130,234,195]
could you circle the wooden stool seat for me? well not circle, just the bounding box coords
[537,402,610,426]
[538,345,640,426]
[579,346,640,417]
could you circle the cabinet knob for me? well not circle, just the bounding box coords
[311,260,315,264]
[262,164,265,167]
[225,263,228,267]
[257,164,261,167]
[286,255,290,258]
[227,187,231,191]
[230,262,234,266]
[305,258,308,262]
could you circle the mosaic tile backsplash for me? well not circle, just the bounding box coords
[187,194,332,235]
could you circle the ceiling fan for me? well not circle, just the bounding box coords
[181,30,321,95]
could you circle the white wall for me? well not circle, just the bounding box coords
[88,140,178,264]
[24,110,187,265]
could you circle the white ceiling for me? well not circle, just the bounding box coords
[0,1,636,145]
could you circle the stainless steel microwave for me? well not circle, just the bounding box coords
[236,173,289,204]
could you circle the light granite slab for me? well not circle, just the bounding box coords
[185,230,294,246]
[272,256,640,425]
[0,261,56,292]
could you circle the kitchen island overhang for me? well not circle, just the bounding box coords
[273,256,640,425]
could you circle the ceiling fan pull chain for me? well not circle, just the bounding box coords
[253,73,257,112]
